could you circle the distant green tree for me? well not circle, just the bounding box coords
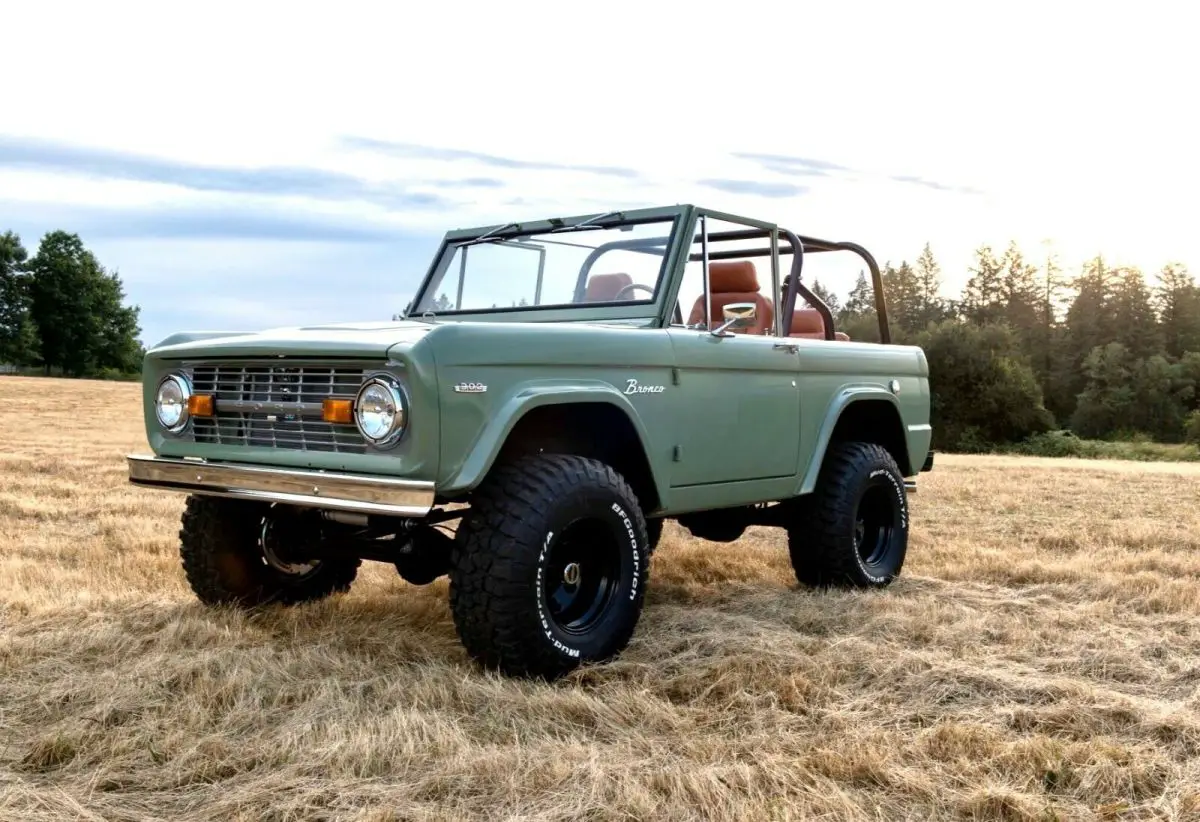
[912,320,1054,450]
[998,240,1041,336]
[1111,266,1163,360]
[960,244,1006,325]
[910,243,949,329]
[1185,409,1200,444]
[841,270,875,319]
[882,260,920,333]
[1173,351,1200,414]
[1,231,40,366]
[1031,244,1069,407]
[1155,263,1200,359]
[1069,343,1192,441]
[93,268,144,374]
[27,231,142,376]
[805,278,841,316]
[1053,254,1122,419]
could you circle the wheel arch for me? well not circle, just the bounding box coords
[799,389,912,495]
[441,386,666,514]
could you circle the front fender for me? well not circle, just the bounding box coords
[797,386,905,495]
[440,379,665,502]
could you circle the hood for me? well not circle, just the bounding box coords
[147,320,437,360]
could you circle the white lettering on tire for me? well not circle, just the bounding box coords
[535,499,642,660]
[860,467,907,583]
[535,529,581,658]
[610,502,641,600]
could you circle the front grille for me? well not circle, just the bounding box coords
[188,362,369,454]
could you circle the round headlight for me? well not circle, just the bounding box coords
[155,373,191,433]
[354,376,406,447]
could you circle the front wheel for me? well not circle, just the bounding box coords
[449,454,650,680]
[786,442,909,588]
[179,496,360,607]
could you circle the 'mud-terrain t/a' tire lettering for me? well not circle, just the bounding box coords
[448,454,650,679]
[786,441,909,588]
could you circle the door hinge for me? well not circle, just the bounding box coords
[672,445,682,462]
[671,367,681,385]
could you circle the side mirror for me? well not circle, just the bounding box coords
[711,302,757,336]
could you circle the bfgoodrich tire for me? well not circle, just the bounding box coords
[449,454,650,680]
[787,442,909,588]
[179,496,360,607]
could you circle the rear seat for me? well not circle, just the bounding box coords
[790,308,850,341]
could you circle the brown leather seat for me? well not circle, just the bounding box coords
[789,308,850,341]
[686,261,774,334]
[584,272,634,301]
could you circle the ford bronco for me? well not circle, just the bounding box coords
[127,204,933,680]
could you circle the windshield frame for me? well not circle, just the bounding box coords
[406,206,690,324]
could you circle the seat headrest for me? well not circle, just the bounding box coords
[710,261,759,294]
[584,272,633,301]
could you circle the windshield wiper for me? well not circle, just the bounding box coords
[550,210,625,233]
[453,222,522,248]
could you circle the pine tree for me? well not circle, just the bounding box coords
[911,243,947,330]
[961,245,1005,325]
[1031,243,1069,400]
[998,240,1040,334]
[883,260,920,335]
[1111,266,1163,360]
[841,270,875,319]
[805,278,841,316]
[1155,263,1200,359]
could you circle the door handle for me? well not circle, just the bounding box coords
[773,343,799,354]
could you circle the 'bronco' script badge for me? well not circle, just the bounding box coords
[625,379,665,395]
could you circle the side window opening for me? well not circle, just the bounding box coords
[671,215,781,336]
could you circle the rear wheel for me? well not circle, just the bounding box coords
[787,442,909,588]
[179,496,360,607]
[449,454,650,680]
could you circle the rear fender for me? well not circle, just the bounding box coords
[797,387,907,495]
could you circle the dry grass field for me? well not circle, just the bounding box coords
[2,375,1199,821]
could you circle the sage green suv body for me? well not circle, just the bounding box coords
[129,204,933,679]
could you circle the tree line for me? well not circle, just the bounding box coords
[809,241,1200,450]
[0,230,143,379]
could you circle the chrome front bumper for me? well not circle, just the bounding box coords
[126,455,435,516]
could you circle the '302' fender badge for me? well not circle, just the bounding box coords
[454,382,488,393]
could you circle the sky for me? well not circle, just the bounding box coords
[1,0,1196,347]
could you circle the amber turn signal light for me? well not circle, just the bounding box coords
[323,398,354,424]
[187,394,215,417]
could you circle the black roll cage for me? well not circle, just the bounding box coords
[571,223,892,343]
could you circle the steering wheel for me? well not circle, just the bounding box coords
[613,282,655,300]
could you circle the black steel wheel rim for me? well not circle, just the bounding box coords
[259,514,322,579]
[542,518,622,635]
[855,483,896,566]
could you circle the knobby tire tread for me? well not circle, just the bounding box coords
[179,495,359,608]
[449,453,646,679]
[787,442,905,588]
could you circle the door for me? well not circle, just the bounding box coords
[662,212,801,487]
[666,328,801,486]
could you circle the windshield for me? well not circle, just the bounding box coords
[413,216,678,315]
